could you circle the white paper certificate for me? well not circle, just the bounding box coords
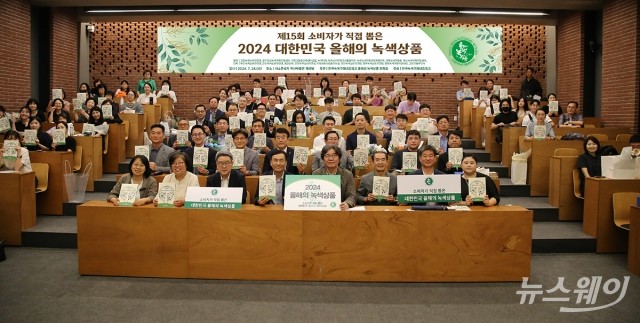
[293,146,309,165]
[534,125,546,140]
[390,130,406,148]
[277,76,287,87]
[313,88,322,98]
[499,88,509,100]
[134,145,149,160]
[352,106,362,116]
[259,175,276,199]
[253,88,262,99]
[468,177,486,202]
[230,148,244,169]
[353,148,368,170]
[295,123,307,138]
[463,88,472,98]
[102,104,113,118]
[52,129,66,146]
[548,101,559,114]
[2,140,19,159]
[393,81,403,93]
[0,117,10,132]
[157,183,175,207]
[253,133,267,148]
[338,87,347,98]
[118,184,138,206]
[372,116,383,130]
[372,176,390,198]
[194,147,209,168]
[348,84,358,94]
[361,85,370,96]
[448,148,463,167]
[479,90,489,101]
[224,134,235,149]
[23,130,37,146]
[176,130,189,147]
[427,135,441,150]
[52,89,63,99]
[229,117,240,130]
[357,135,369,149]
[402,151,418,172]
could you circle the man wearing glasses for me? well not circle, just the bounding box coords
[206,151,247,204]
[184,125,217,176]
[254,150,288,206]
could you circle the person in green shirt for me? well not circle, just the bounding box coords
[136,69,157,94]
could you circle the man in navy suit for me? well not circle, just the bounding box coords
[262,128,304,175]
[255,150,289,205]
[411,145,445,175]
[206,151,247,203]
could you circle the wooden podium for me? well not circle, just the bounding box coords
[548,156,582,220]
[75,136,103,192]
[120,113,144,158]
[30,151,73,215]
[143,104,161,135]
[103,124,126,173]
[460,99,473,138]
[0,172,36,245]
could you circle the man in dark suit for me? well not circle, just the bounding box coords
[167,118,193,152]
[411,145,445,175]
[184,125,217,176]
[357,150,398,205]
[206,151,247,203]
[262,128,304,175]
[254,150,289,205]
[391,129,422,172]
[205,96,226,125]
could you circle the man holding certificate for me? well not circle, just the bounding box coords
[312,145,358,211]
[390,130,422,172]
[254,150,289,206]
[185,125,218,175]
[411,145,444,176]
[206,151,247,204]
[357,150,397,205]
[437,130,464,174]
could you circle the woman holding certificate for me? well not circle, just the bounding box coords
[455,155,499,207]
[524,109,555,141]
[25,118,52,151]
[87,107,110,137]
[0,131,32,172]
[107,155,157,206]
[154,152,199,207]
[51,122,76,152]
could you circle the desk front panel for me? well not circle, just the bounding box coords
[0,172,36,245]
[583,178,638,253]
[30,151,73,215]
[77,203,532,282]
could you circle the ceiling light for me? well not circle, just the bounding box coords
[85,9,175,13]
[271,8,363,12]
[366,9,456,14]
[459,10,549,16]
[176,8,268,12]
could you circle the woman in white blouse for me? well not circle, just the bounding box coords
[0,131,32,172]
[154,151,199,207]
[137,82,157,105]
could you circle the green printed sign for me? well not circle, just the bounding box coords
[157,27,502,74]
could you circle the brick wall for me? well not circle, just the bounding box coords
[601,0,639,132]
[89,21,547,128]
[50,8,79,103]
[0,0,30,111]
[556,11,584,108]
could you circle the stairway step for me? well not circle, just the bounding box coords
[94,174,118,193]
[501,197,558,222]
[532,222,596,253]
[462,139,476,149]
[22,215,77,249]
[498,177,531,197]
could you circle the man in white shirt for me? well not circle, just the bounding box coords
[410,104,437,135]
[317,97,341,125]
[313,116,346,151]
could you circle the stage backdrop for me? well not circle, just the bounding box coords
[157,27,503,74]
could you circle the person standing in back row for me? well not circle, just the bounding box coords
[519,67,543,100]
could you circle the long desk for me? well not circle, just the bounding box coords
[103,124,126,173]
[30,151,73,215]
[503,127,631,170]
[549,156,582,221]
[75,136,103,192]
[0,172,36,245]
[77,202,532,282]
[583,178,640,253]
[521,139,626,196]
[629,206,640,275]
[120,113,144,158]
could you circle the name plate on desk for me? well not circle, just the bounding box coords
[397,174,461,203]
[185,187,242,209]
[284,175,341,211]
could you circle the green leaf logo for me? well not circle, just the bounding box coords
[425,177,434,186]
[450,38,476,65]
[211,189,218,196]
